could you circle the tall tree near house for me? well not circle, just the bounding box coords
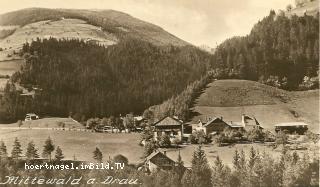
[11,137,23,159]
[55,146,64,161]
[232,149,240,170]
[184,145,212,187]
[248,146,257,169]
[175,150,185,182]
[25,141,39,160]
[0,140,8,158]
[93,147,103,162]
[212,155,231,187]
[42,136,55,161]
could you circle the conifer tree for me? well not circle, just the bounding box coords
[42,136,55,161]
[175,150,185,181]
[55,146,64,161]
[0,140,8,158]
[232,149,240,170]
[248,146,256,169]
[11,137,23,159]
[212,155,231,187]
[25,141,39,160]
[188,145,212,187]
[93,147,103,162]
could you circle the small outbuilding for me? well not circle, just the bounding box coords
[144,151,176,172]
[274,122,309,135]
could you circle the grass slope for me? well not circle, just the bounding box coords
[0,19,118,51]
[190,79,319,133]
[0,129,144,163]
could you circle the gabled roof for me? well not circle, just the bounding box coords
[153,116,183,127]
[145,151,175,164]
[203,118,225,127]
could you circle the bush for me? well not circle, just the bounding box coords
[246,128,267,142]
[189,131,212,144]
[158,134,171,147]
[172,137,182,145]
[275,131,289,145]
[113,154,128,165]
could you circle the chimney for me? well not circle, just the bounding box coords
[163,151,166,155]
[241,114,246,127]
[220,116,223,121]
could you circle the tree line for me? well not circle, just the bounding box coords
[211,11,319,90]
[0,138,318,187]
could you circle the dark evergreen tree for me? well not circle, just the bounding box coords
[54,146,64,161]
[42,136,55,161]
[25,141,39,160]
[93,147,103,162]
[11,137,23,159]
[0,140,8,158]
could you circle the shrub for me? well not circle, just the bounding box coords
[158,134,171,147]
[189,131,211,144]
[275,131,289,145]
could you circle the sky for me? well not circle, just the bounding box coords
[0,0,293,47]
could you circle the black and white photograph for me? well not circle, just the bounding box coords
[0,0,319,186]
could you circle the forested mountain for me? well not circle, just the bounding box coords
[211,11,319,90]
[0,8,319,122]
[0,38,212,121]
[144,11,319,122]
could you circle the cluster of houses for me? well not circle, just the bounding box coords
[150,114,309,142]
[151,114,265,142]
[143,114,310,172]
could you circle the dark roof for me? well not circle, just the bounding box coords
[153,116,183,127]
[203,118,226,127]
[145,151,176,165]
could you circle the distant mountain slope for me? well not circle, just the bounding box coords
[191,79,319,133]
[286,0,319,17]
[0,18,118,51]
[0,8,189,47]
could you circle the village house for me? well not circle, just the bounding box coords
[274,122,308,135]
[152,116,184,142]
[193,117,232,135]
[144,150,186,172]
[193,114,263,135]
[228,114,263,131]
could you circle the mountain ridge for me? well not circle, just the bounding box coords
[0,7,189,47]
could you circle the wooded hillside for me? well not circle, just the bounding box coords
[0,38,212,121]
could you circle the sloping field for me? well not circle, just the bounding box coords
[190,80,319,133]
[0,18,118,51]
[0,117,85,129]
[0,129,144,163]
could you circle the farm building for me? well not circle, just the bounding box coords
[274,122,309,135]
[228,114,263,131]
[144,150,176,172]
[152,116,184,141]
[193,117,232,135]
[192,114,262,135]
